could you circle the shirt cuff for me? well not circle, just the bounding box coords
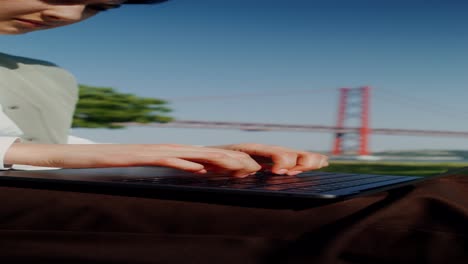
[0,137,20,170]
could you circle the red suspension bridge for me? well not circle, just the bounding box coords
[121,120,468,138]
[118,86,468,156]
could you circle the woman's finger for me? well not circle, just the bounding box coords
[287,153,328,175]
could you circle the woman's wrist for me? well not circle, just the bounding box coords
[0,137,21,169]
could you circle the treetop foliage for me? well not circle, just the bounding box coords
[73,85,173,129]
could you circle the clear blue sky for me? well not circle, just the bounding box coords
[1,0,468,152]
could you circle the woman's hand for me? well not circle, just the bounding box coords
[4,143,328,177]
[212,143,329,176]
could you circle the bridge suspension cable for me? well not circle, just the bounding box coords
[163,87,332,102]
[376,88,468,121]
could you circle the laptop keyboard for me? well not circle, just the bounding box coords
[116,171,419,194]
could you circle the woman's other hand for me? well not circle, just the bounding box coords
[212,143,329,176]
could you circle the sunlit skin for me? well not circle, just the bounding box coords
[1,0,329,177]
[0,0,123,34]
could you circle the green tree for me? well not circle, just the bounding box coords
[73,85,173,129]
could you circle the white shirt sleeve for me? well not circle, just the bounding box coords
[67,135,95,144]
[0,103,24,170]
[0,104,23,137]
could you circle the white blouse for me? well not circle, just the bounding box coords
[0,52,93,170]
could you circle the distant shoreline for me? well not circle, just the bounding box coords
[330,155,468,163]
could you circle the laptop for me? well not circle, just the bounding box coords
[0,166,465,208]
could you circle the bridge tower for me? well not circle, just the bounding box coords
[332,86,371,156]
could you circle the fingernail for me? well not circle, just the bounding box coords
[319,159,329,168]
[287,171,302,176]
[277,169,288,175]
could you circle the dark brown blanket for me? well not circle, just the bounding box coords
[1,173,468,264]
